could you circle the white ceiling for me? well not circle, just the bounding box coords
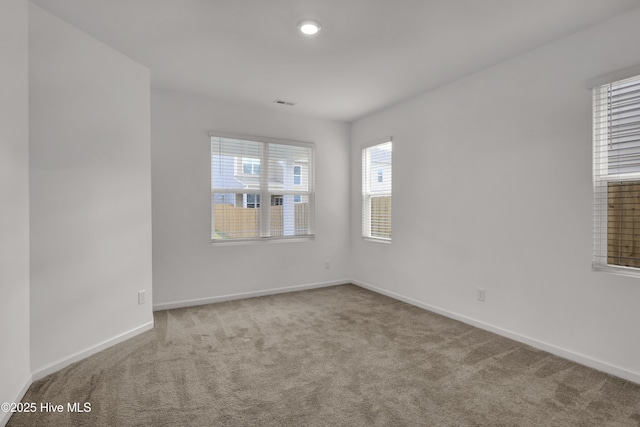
[31,0,640,122]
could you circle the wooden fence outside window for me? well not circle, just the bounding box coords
[214,203,309,239]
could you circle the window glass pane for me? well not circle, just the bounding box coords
[606,79,640,175]
[368,142,392,193]
[269,194,311,237]
[212,138,262,189]
[606,181,640,268]
[268,144,311,192]
[370,196,392,238]
[212,193,261,239]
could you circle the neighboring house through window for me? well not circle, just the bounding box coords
[211,134,315,241]
[362,138,392,241]
[593,73,640,275]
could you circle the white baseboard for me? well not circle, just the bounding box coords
[352,279,640,385]
[31,321,154,382]
[153,279,349,311]
[0,374,32,427]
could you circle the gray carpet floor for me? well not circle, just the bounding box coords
[8,284,640,426]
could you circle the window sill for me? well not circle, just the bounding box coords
[362,236,391,244]
[592,263,640,279]
[211,235,314,246]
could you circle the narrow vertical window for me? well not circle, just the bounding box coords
[363,139,392,241]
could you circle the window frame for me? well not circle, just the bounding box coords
[592,73,640,277]
[210,132,315,244]
[362,137,393,243]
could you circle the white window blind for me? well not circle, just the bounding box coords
[362,139,392,240]
[211,135,314,241]
[593,74,640,274]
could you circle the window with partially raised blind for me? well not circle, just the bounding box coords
[211,134,314,241]
[362,139,392,241]
[593,74,640,275]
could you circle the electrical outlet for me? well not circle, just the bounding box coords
[477,288,486,302]
[138,290,146,305]
[324,260,330,269]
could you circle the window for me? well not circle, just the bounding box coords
[246,194,260,208]
[593,74,640,275]
[362,139,392,240]
[294,166,301,185]
[242,158,260,175]
[211,134,314,241]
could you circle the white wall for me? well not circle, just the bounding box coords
[29,4,153,375]
[0,0,31,423]
[351,8,640,382]
[152,88,350,308]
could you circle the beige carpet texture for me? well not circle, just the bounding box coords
[8,284,640,426]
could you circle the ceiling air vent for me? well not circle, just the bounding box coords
[273,99,296,106]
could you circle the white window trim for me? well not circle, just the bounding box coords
[210,131,315,244]
[362,136,393,243]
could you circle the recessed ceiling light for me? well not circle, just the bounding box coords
[298,20,321,36]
